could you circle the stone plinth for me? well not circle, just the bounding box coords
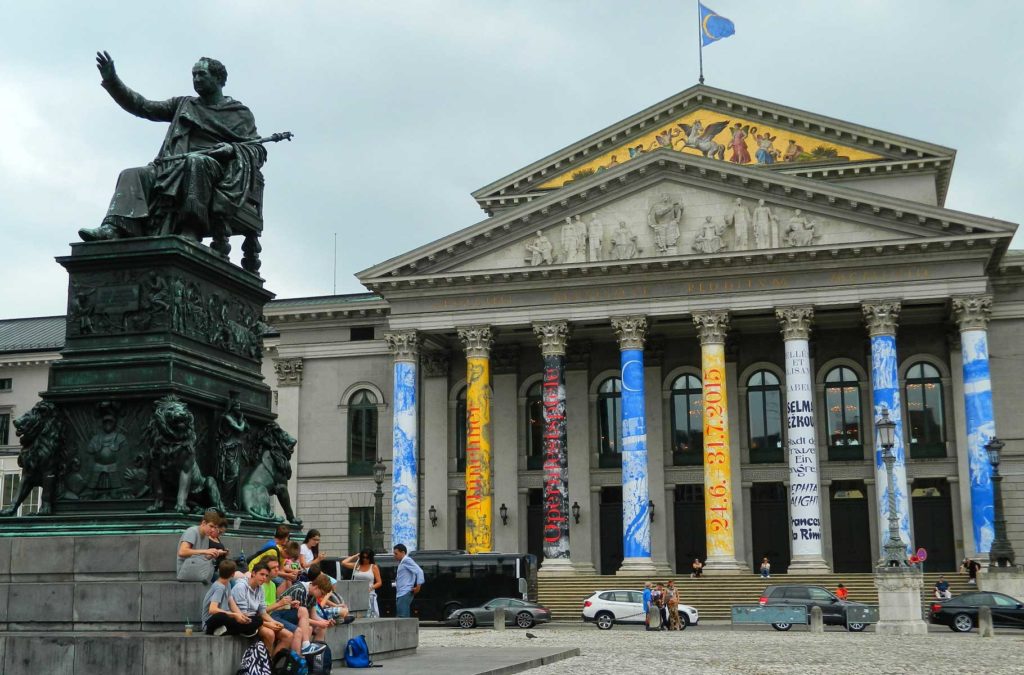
[787,555,832,575]
[979,565,1024,600]
[873,566,929,635]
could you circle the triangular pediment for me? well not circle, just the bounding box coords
[471,84,956,213]
[358,151,1014,288]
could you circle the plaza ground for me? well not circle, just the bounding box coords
[412,621,1023,675]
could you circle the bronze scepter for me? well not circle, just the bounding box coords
[154,131,294,164]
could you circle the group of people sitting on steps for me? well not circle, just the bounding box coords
[176,511,355,658]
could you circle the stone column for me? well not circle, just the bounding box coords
[385,330,420,551]
[952,296,998,555]
[565,343,596,573]
[421,351,449,550]
[776,306,830,573]
[491,345,519,554]
[693,311,744,573]
[611,316,654,573]
[533,321,572,574]
[862,301,912,557]
[273,357,303,520]
[457,325,494,553]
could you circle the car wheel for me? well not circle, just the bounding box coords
[457,612,477,629]
[444,602,462,617]
[771,622,792,631]
[595,611,615,630]
[846,622,866,632]
[952,613,973,633]
[516,611,534,629]
[679,614,689,630]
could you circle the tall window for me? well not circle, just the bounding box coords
[747,370,783,463]
[455,387,467,472]
[1,474,40,516]
[348,506,373,552]
[670,374,703,466]
[525,381,544,470]
[597,377,622,469]
[347,389,378,475]
[906,362,945,458]
[0,412,10,446]
[825,367,862,461]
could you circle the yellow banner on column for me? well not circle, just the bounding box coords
[701,343,735,558]
[465,356,493,553]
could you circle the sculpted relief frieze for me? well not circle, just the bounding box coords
[458,184,891,273]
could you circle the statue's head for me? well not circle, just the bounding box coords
[193,57,227,95]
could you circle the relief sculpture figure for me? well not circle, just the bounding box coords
[587,214,604,262]
[693,216,727,254]
[782,209,819,247]
[647,193,682,255]
[83,403,127,495]
[561,216,585,264]
[525,230,554,266]
[725,197,752,250]
[216,392,248,510]
[611,221,640,260]
[752,199,779,249]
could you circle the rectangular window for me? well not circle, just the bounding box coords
[350,326,375,341]
[1,474,40,516]
[0,413,10,445]
[348,506,374,552]
[0,379,11,392]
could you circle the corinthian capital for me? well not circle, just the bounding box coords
[420,351,450,378]
[384,330,420,363]
[533,320,570,357]
[274,358,303,387]
[952,295,992,332]
[611,316,647,351]
[862,301,900,337]
[457,325,493,359]
[693,310,730,345]
[776,306,814,341]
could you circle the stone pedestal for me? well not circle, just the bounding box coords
[787,555,832,575]
[979,565,1024,600]
[701,557,747,575]
[873,567,928,635]
[538,558,575,576]
[616,557,659,575]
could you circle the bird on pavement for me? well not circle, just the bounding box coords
[526,633,538,639]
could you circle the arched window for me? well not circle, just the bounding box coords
[525,381,544,470]
[825,367,862,461]
[597,377,622,468]
[905,362,945,458]
[747,370,783,463]
[455,387,467,472]
[670,374,703,466]
[348,389,378,475]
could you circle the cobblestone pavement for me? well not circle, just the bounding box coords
[419,623,1024,675]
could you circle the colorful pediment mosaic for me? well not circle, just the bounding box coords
[538,108,884,189]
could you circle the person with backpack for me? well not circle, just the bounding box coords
[273,573,335,654]
[203,559,258,637]
[392,544,423,618]
[231,561,296,658]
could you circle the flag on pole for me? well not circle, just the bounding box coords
[698,2,735,46]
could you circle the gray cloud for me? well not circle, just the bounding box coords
[1,0,1020,317]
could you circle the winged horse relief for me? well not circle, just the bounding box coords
[674,120,730,160]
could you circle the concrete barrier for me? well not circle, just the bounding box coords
[978,606,995,637]
[809,606,824,634]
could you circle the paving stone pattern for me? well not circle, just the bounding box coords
[419,623,1023,675]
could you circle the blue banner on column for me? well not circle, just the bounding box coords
[962,329,995,552]
[392,361,418,551]
[870,335,912,553]
[620,348,650,559]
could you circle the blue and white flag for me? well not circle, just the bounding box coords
[699,2,735,46]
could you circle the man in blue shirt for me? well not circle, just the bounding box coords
[642,582,653,631]
[392,544,424,618]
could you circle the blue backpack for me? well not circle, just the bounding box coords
[344,635,371,668]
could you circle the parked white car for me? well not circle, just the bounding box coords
[582,589,700,630]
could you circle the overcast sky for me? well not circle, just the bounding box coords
[2,0,1021,319]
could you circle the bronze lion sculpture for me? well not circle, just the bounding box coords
[144,395,224,514]
[240,421,301,525]
[0,401,64,516]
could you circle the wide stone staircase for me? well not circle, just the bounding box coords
[538,571,970,621]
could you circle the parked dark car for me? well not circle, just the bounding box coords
[929,591,1024,632]
[759,584,869,631]
[445,597,551,629]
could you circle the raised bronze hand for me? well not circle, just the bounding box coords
[95,50,116,81]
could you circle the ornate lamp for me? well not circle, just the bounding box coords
[428,504,438,528]
[571,501,581,524]
[986,437,1016,567]
[372,457,386,552]
[876,407,907,567]
[499,503,509,526]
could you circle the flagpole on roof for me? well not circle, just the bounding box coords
[697,1,705,84]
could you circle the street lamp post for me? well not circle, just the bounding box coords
[986,437,1016,567]
[876,407,907,568]
[372,457,386,553]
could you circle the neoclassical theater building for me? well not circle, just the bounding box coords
[2,84,1022,575]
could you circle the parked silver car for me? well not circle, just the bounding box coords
[582,589,699,630]
[445,597,552,629]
